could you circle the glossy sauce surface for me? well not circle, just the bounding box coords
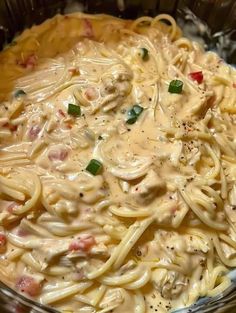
[0,13,236,313]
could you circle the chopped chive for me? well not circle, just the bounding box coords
[132,104,144,115]
[68,103,81,116]
[168,80,183,94]
[140,48,149,61]
[126,116,137,124]
[14,89,26,98]
[86,159,103,175]
[126,104,144,124]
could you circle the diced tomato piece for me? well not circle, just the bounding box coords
[2,123,18,132]
[58,109,66,117]
[84,87,98,101]
[16,276,42,297]
[65,123,73,129]
[0,233,6,248]
[48,149,68,161]
[17,54,38,69]
[189,71,203,84]
[9,124,18,132]
[28,125,41,141]
[68,68,80,76]
[69,235,96,252]
[83,19,94,38]
[170,206,178,215]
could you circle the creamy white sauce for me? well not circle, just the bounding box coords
[0,12,236,313]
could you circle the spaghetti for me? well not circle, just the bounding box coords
[0,12,236,313]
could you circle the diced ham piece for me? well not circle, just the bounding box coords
[7,202,18,214]
[69,235,96,252]
[16,276,42,297]
[17,54,38,70]
[28,125,41,141]
[48,149,68,162]
[82,19,94,38]
[0,233,6,249]
[17,228,29,237]
[6,303,24,313]
[84,87,99,101]
[72,269,85,281]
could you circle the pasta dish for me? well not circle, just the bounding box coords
[0,12,236,313]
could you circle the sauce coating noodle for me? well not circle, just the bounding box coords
[0,12,236,313]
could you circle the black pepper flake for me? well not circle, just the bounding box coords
[136,250,142,257]
[79,193,84,198]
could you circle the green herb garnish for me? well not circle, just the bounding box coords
[168,80,183,94]
[140,48,149,61]
[67,103,81,116]
[86,159,103,175]
[14,89,26,98]
[126,104,144,124]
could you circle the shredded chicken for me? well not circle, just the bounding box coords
[130,169,166,204]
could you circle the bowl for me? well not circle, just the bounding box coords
[0,1,236,312]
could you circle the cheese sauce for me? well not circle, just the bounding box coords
[0,12,236,313]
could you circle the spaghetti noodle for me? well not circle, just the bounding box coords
[0,12,236,313]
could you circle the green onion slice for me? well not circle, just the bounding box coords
[126,104,144,124]
[14,89,26,98]
[68,103,81,116]
[132,104,144,115]
[126,116,137,125]
[86,159,103,175]
[168,80,183,94]
[140,48,149,61]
